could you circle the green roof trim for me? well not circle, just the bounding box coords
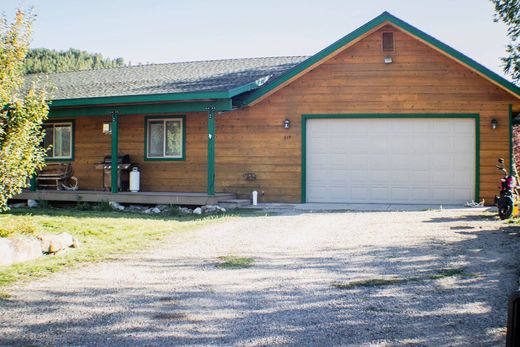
[51,91,230,107]
[49,75,270,108]
[239,11,520,106]
[48,99,232,118]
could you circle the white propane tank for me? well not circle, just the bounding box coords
[129,167,140,192]
[252,190,258,206]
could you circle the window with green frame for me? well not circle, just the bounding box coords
[43,121,74,160]
[145,117,185,160]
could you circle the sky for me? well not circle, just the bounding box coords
[0,0,513,79]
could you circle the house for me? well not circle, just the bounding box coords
[18,12,520,206]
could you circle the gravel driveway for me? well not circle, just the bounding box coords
[1,208,520,346]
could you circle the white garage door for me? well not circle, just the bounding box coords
[306,118,475,204]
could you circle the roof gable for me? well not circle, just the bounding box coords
[238,11,520,107]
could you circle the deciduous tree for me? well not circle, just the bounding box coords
[0,9,49,211]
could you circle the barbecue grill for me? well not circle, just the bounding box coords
[95,155,131,191]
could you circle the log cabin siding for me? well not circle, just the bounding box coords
[59,24,518,204]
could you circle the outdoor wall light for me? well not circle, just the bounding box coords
[491,119,498,129]
[102,122,112,135]
[283,118,291,129]
[384,56,393,64]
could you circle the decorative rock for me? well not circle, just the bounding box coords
[27,200,38,208]
[38,233,76,254]
[127,205,146,212]
[193,207,202,215]
[179,207,193,214]
[10,203,26,209]
[0,236,43,266]
[0,238,15,266]
[109,201,125,211]
[201,205,226,214]
[155,204,169,211]
[72,238,81,248]
[151,207,161,214]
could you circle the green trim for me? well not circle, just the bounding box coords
[43,119,75,162]
[111,112,119,193]
[510,104,514,174]
[29,175,36,192]
[49,77,268,107]
[144,115,186,161]
[52,91,227,107]
[48,99,232,119]
[241,11,519,106]
[301,114,480,203]
[227,76,271,97]
[475,116,480,201]
[207,107,215,196]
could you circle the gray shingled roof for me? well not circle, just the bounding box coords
[25,56,308,100]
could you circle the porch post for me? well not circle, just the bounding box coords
[29,175,36,192]
[207,106,215,196]
[111,111,119,194]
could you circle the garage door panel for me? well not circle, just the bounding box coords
[306,118,475,205]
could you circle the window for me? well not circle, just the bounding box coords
[43,122,74,160]
[145,116,185,160]
[382,32,394,52]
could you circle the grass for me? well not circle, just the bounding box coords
[428,267,477,279]
[332,267,476,289]
[332,277,416,289]
[216,255,255,269]
[0,219,38,238]
[0,291,12,300]
[0,206,248,287]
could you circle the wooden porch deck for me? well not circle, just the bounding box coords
[15,190,236,206]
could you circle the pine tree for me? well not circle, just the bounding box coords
[490,0,520,82]
[24,48,126,74]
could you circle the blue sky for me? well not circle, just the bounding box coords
[0,0,512,79]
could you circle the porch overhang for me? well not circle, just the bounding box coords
[48,98,233,118]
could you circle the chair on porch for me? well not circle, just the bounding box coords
[36,163,78,190]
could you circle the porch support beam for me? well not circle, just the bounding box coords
[29,175,36,192]
[207,106,216,196]
[48,99,233,118]
[111,111,119,194]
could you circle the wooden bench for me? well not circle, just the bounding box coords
[36,163,76,190]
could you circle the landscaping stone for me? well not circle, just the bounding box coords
[126,205,147,212]
[9,203,26,209]
[108,201,125,211]
[202,205,226,214]
[27,200,38,208]
[193,207,202,215]
[179,207,193,214]
[0,236,42,266]
[38,233,77,254]
[155,204,169,211]
[0,238,13,266]
[143,207,161,214]
[0,232,81,266]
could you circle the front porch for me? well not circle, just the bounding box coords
[16,190,235,206]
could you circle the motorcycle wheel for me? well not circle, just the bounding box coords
[499,198,514,220]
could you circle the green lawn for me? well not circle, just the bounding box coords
[0,207,253,287]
